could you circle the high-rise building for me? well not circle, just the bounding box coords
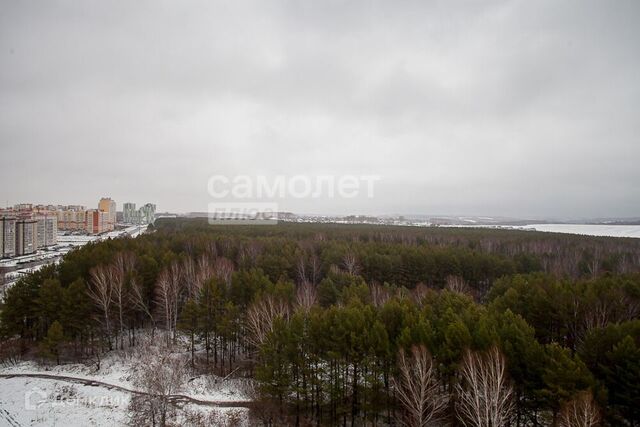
[86,209,108,234]
[139,203,156,225]
[123,202,137,224]
[15,219,38,256]
[98,197,116,231]
[0,217,16,258]
[35,214,58,247]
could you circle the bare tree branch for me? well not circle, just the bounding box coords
[393,345,448,427]
[559,391,601,427]
[456,346,514,427]
[246,295,289,350]
[88,264,115,349]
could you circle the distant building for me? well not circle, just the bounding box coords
[98,198,116,231]
[86,209,109,234]
[35,214,58,247]
[139,203,156,225]
[0,217,17,258]
[123,202,137,224]
[13,203,33,211]
[56,207,86,231]
[15,219,38,256]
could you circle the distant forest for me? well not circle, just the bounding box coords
[2,219,640,426]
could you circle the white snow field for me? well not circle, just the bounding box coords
[0,348,252,427]
[0,376,130,427]
[445,223,640,239]
[522,224,640,238]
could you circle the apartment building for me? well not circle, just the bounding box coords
[99,197,116,231]
[56,207,87,231]
[86,209,109,234]
[15,219,38,256]
[35,214,58,247]
[0,216,16,258]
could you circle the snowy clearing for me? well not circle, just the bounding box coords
[0,349,252,427]
[0,376,130,427]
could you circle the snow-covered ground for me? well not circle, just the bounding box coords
[442,223,640,239]
[521,223,640,239]
[0,376,130,427]
[0,346,252,427]
[0,354,252,403]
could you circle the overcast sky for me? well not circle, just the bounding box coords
[1,0,639,218]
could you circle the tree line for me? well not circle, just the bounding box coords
[0,219,639,426]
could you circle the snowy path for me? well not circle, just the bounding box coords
[0,373,253,409]
[0,403,23,427]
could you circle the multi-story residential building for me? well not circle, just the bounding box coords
[56,207,87,231]
[0,216,17,258]
[15,219,38,256]
[139,203,156,225]
[35,214,58,247]
[13,203,33,211]
[123,202,137,224]
[86,209,109,234]
[99,197,116,231]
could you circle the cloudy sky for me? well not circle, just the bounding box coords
[1,0,638,218]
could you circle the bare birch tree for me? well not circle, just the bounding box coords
[309,253,320,285]
[295,281,317,312]
[181,256,198,300]
[112,252,136,349]
[183,254,215,302]
[155,261,183,344]
[246,295,290,350]
[456,346,514,427]
[342,252,360,276]
[214,257,235,288]
[558,391,600,427]
[129,347,188,427]
[131,276,155,331]
[587,247,602,279]
[446,275,470,295]
[370,282,391,307]
[296,256,308,285]
[242,241,261,268]
[88,264,115,350]
[393,345,448,427]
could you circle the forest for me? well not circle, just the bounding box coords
[1,219,640,426]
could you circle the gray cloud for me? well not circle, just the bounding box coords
[1,0,639,218]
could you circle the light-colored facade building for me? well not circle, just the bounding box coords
[56,207,87,231]
[0,217,17,258]
[123,202,137,224]
[15,219,38,256]
[35,214,58,247]
[86,209,109,234]
[99,197,116,231]
[139,203,156,225]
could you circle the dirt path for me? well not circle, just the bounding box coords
[0,373,254,409]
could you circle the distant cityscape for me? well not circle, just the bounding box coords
[0,198,156,259]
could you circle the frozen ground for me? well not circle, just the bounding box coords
[443,223,640,239]
[0,348,252,426]
[522,223,640,239]
[0,376,130,427]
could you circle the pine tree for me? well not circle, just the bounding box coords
[37,278,64,335]
[41,321,65,365]
[60,279,92,351]
[178,299,200,368]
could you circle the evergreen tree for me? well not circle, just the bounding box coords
[178,299,200,367]
[41,321,65,365]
